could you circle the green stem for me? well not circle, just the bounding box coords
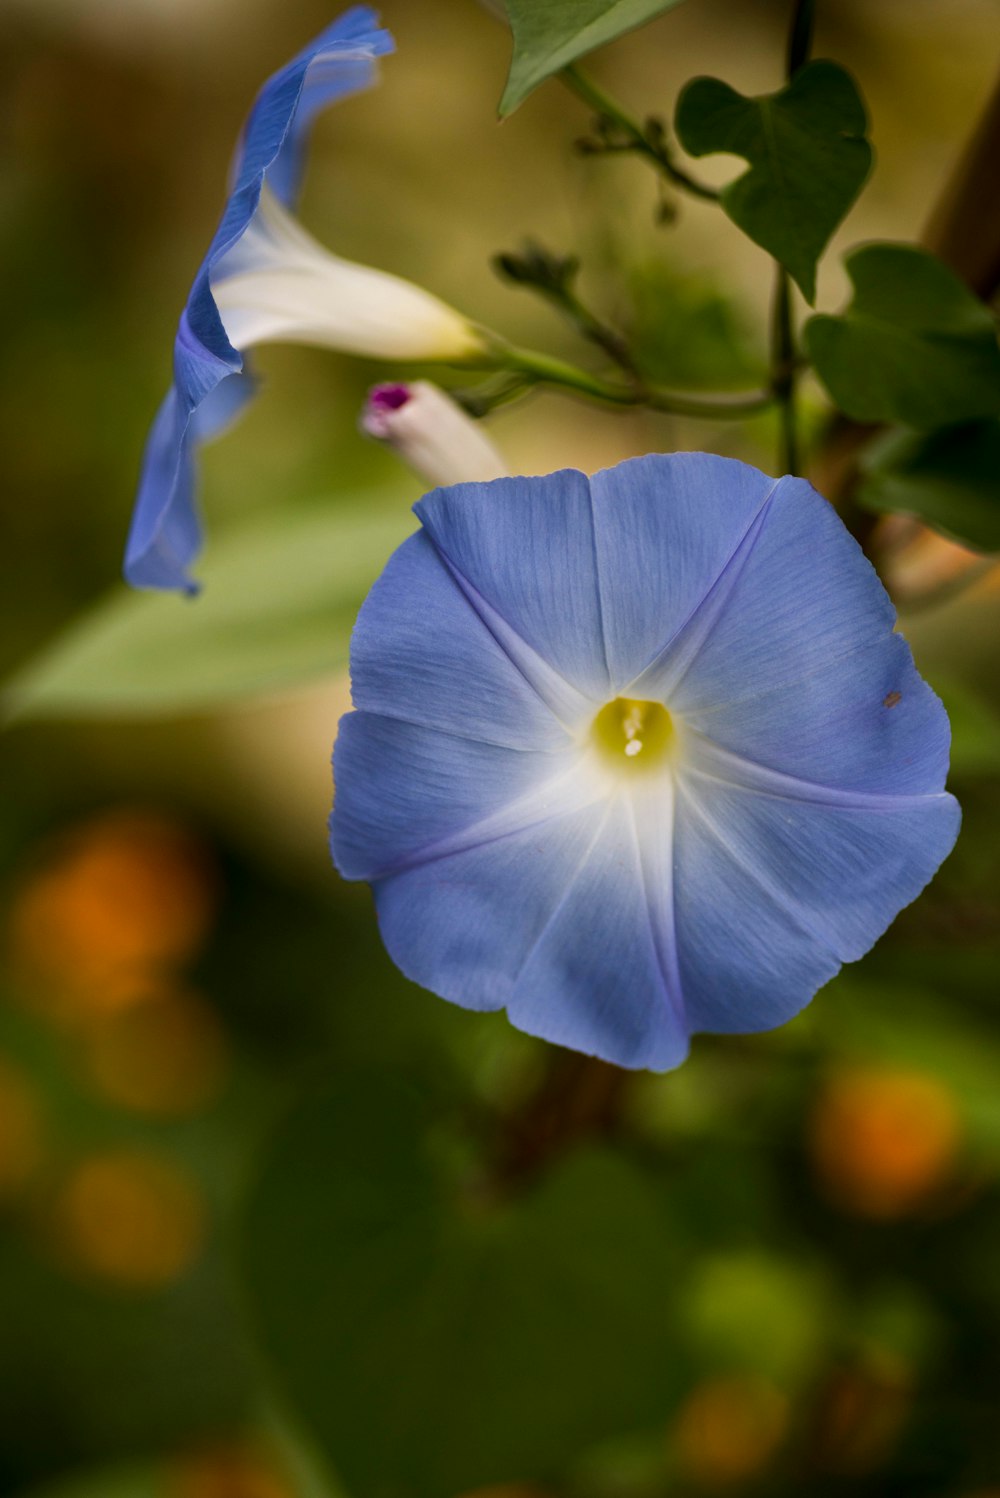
[769,0,814,473]
[560,65,720,203]
[770,268,799,473]
[500,346,636,404]
[787,0,816,77]
[499,345,774,419]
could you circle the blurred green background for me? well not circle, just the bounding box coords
[2,1,1000,1495]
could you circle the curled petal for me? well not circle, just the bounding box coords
[125,9,393,592]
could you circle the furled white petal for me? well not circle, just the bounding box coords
[361,381,509,487]
[212,189,485,362]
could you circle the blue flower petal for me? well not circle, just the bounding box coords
[589,453,778,690]
[507,793,689,1069]
[636,474,950,793]
[415,472,612,702]
[370,801,611,1016]
[347,532,584,748]
[125,8,393,592]
[332,711,592,883]
[673,757,960,1034]
[365,792,689,1069]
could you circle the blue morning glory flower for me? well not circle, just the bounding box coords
[126,10,477,594]
[125,9,392,592]
[331,453,960,1071]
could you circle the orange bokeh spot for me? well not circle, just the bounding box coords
[83,982,229,1116]
[810,1067,960,1217]
[455,1489,549,1498]
[673,1375,789,1484]
[0,1054,45,1197]
[52,1149,205,1289]
[165,1445,296,1498]
[8,809,217,1018]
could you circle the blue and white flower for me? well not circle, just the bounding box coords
[331,453,960,1071]
[125,9,483,593]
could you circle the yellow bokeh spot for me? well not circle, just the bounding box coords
[83,982,229,1117]
[0,1055,45,1198]
[52,1149,205,1289]
[673,1375,789,1484]
[591,698,675,772]
[809,1067,960,1218]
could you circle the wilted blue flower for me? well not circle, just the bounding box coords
[331,454,960,1071]
[125,10,484,594]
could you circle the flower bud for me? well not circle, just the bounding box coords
[361,381,509,487]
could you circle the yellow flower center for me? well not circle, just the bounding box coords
[591,698,675,773]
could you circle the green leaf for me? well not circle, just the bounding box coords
[674,61,871,302]
[2,495,415,723]
[858,420,1000,551]
[805,245,1000,429]
[935,677,1000,778]
[241,1075,680,1498]
[499,0,688,117]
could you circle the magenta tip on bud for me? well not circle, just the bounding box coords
[362,383,413,438]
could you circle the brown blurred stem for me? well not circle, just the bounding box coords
[491,1051,631,1190]
[922,67,1000,300]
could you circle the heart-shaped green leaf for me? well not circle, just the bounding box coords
[2,495,415,723]
[675,61,872,302]
[240,1074,680,1498]
[500,0,688,117]
[806,245,1000,429]
[858,420,1000,552]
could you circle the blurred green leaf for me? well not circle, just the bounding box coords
[858,421,1000,552]
[0,1234,256,1493]
[241,1075,680,1498]
[674,62,871,302]
[937,678,1000,777]
[22,1467,161,1498]
[684,1251,833,1385]
[626,267,765,389]
[806,245,1000,428]
[1,496,415,722]
[499,0,688,116]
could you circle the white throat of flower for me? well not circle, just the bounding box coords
[212,187,486,363]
